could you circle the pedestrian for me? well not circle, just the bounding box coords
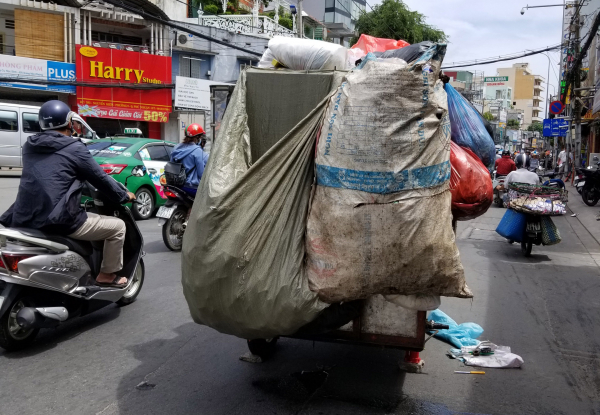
[558,147,567,177]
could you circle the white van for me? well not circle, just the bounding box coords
[0,103,98,168]
[0,103,42,168]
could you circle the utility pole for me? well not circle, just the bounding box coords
[572,9,581,177]
[296,0,303,38]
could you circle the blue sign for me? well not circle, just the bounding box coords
[543,118,568,137]
[0,55,75,94]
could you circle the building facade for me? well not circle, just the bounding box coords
[496,63,545,130]
[301,0,366,46]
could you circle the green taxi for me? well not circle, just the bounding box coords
[86,135,175,220]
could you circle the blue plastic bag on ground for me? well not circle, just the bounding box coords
[496,209,527,242]
[445,83,495,167]
[429,309,483,348]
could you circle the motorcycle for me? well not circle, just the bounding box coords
[580,156,600,206]
[0,167,146,351]
[519,214,542,257]
[157,184,195,251]
[492,171,506,208]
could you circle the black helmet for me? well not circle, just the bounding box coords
[515,154,530,169]
[39,100,74,130]
[502,150,510,156]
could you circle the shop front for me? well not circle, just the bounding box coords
[75,45,172,138]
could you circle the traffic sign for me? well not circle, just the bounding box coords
[543,118,568,137]
[549,100,564,115]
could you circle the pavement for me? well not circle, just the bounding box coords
[0,174,600,415]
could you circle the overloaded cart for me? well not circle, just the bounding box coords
[182,35,498,368]
[496,183,566,256]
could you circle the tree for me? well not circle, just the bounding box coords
[507,119,520,129]
[351,0,447,46]
[483,112,494,122]
[527,123,543,134]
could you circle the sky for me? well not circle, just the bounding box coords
[369,0,568,106]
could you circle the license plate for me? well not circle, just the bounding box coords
[156,206,174,219]
[577,181,585,187]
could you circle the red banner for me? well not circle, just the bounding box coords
[76,45,172,123]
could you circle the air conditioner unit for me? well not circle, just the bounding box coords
[176,33,193,49]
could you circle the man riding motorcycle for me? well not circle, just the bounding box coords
[495,150,517,176]
[0,100,135,287]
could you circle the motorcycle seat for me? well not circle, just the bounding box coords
[12,228,93,258]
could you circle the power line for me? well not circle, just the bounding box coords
[441,44,562,69]
[100,0,264,57]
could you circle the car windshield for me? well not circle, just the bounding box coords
[87,142,134,158]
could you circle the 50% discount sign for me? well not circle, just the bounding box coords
[143,111,169,122]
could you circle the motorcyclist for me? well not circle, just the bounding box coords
[506,154,540,185]
[495,150,517,176]
[170,123,209,196]
[0,100,136,287]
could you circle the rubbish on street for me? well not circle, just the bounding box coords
[571,213,577,217]
[450,141,493,221]
[445,83,496,168]
[451,341,524,369]
[454,371,485,375]
[306,44,471,303]
[428,309,483,348]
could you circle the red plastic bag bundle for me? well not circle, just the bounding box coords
[351,34,410,53]
[450,142,493,221]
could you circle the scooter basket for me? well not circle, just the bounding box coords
[164,161,187,187]
[496,209,527,242]
[540,216,561,245]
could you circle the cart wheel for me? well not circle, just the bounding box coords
[247,337,279,359]
[521,239,532,257]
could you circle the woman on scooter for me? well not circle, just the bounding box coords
[170,124,209,196]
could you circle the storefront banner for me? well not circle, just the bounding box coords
[76,45,172,123]
[0,54,75,93]
[174,76,232,111]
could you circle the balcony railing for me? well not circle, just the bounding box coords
[199,15,296,38]
[533,84,544,90]
[532,116,543,123]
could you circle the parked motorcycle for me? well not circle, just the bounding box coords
[157,184,195,251]
[492,171,506,208]
[580,156,600,206]
[0,167,146,351]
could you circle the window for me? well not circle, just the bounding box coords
[91,31,143,46]
[496,90,502,99]
[0,110,17,131]
[145,145,169,161]
[22,113,40,133]
[325,0,335,6]
[87,142,134,158]
[165,144,174,156]
[324,12,334,22]
[179,55,204,79]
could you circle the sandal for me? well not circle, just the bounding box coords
[96,274,128,288]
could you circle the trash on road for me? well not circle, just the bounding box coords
[428,309,483,348]
[454,371,485,375]
[449,341,524,369]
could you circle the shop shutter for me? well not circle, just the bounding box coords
[15,9,64,61]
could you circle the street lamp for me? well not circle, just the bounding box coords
[520,3,565,15]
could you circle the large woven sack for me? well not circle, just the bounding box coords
[305,45,471,303]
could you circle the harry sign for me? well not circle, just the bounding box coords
[76,45,172,122]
